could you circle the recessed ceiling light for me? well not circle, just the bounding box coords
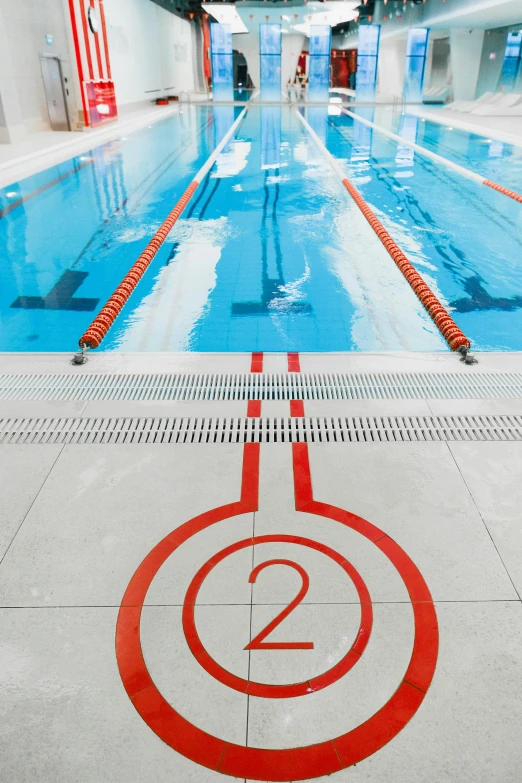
[6,191,18,198]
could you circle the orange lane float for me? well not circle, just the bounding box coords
[79,181,198,349]
[78,106,249,352]
[341,177,470,353]
[294,106,472,355]
[484,180,522,203]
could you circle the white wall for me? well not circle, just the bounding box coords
[282,33,306,87]
[476,27,509,96]
[0,0,76,141]
[377,36,408,100]
[103,0,195,108]
[450,29,485,100]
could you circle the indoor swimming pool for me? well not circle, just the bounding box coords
[1,103,521,353]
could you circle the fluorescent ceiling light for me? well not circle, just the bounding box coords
[202,4,248,34]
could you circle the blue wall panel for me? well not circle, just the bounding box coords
[308,25,331,102]
[403,28,429,103]
[211,23,233,102]
[260,23,282,102]
[356,25,380,102]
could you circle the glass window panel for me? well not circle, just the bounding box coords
[406,28,428,57]
[211,23,233,100]
[260,23,281,55]
[210,23,232,55]
[309,25,331,57]
[358,24,380,57]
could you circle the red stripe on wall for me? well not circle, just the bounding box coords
[98,0,112,79]
[67,0,90,126]
[79,0,94,80]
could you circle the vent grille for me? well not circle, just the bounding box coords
[1,371,522,401]
[2,415,522,444]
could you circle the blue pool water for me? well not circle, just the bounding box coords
[1,104,521,352]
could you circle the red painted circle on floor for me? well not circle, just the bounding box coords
[116,444,438,781]
[182,534,373,698]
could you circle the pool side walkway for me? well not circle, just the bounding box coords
[1,350,522,782]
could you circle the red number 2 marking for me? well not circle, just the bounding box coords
[245,559,314,650]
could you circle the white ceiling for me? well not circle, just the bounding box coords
[427,0,522,30]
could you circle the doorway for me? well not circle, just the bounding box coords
[40,56,70,131]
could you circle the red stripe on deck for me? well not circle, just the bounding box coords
[250,352,263,372]
[287,352,300,372]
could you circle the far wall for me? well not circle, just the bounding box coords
[0,0,77,142]
[103,0,196,108]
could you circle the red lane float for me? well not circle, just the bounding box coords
[341,177,470,352]
[484,180,522,204]
[79,180,198,349]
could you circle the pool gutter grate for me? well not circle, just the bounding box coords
[1,371,522,401]
[1,415,522,444]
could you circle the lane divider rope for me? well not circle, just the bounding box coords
[340,106,522,204]
[294,107,473,358]
[77,105,249,354]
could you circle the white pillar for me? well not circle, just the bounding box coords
[377,35,407,102]
[450,29,485,101]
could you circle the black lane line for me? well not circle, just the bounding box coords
[11,270,99,311]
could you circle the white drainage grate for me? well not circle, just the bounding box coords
[1,415,522,444]
[1,372,522,401]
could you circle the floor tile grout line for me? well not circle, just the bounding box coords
[0,443,65,570]
[1,599,521,610]
[444,440,522,602]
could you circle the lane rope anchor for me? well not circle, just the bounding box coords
[72,345,89,365]
[458,345,478,365]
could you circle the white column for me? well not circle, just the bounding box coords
[450,29,485,101]
[377,35,407,102]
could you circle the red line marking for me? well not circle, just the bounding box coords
[484,179,522,204]
[79,0,94,81]
[287,352,300,372]
[91,0,104,79]
[0,161,93,220]
[290,399,304,417]
[182,534,371,697]
[98,0,112,79]
[115,441,438,781]
[245,559,314,650]
[67,0,90,126]
[247,400,261,418]
[251,352,263,372]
